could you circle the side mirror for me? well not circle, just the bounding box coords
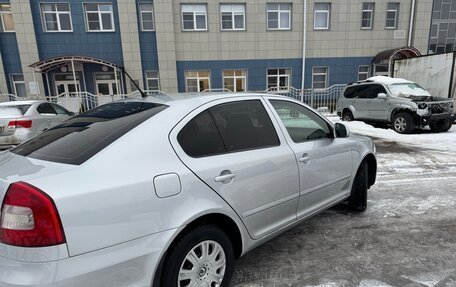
[335,122,350,138]
[377,93,387,99]
[68,112,75,116]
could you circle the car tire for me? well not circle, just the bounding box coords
[348,161,368,212]
[429,119,453,133]
[392,112,414,134]
[161,225,235,287]
[342,110,354,122]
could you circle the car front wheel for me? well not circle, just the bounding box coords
[161,225,235,287]
[342,110,354,121]
[348,161,368,212]
[392,112,414,134]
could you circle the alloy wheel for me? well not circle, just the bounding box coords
[178,240,226,287]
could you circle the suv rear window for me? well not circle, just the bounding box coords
[11,101,167,165]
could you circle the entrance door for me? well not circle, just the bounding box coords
[54,74,81,96]
[95,73,119,95]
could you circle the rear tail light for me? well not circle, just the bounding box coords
[8,120,32,129]
[0,182,65,247]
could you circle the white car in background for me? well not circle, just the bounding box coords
[0,101,73,149]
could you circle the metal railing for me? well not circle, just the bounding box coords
[265,85,346,116]
[2,85,347,116]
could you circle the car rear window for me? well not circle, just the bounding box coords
[11,101,167,165]
[0,105,31,116]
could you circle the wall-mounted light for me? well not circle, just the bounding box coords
[102,65,109,72]
[60,65,68,72]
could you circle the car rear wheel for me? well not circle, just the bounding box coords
[429,119,453,133]
[161,225,235,287]
[342,110,354,121]
[348,161,368,212]
[392,112,414,134]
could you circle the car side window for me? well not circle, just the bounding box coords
[355,85,372,99]
[177,110,226,157]
[343,86,357,98]
[270,100,333,143]
[37,103,57,115]
[51,104,70,115]
[368,84,387,98]
[209,100,280,152]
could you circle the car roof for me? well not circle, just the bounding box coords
[123,92,288,108]
[0,100,44,106]
[351,76,413,86]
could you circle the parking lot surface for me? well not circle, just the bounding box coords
[232,123,456,287]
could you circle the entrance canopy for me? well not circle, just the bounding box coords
[372,47,421,77]
[29,55,121,72]
[372,47,421,65]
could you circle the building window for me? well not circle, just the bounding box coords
[84,3,114,32]
[386,3,399,29]
[267,3,291,30]
[185,71,211,92]
[267,69,291,90]
[221,4,245,30]
[10,74,26,97]
[312,67,328,89]
[223,70,246,92]
[314,3,330,30]
[181,4,207,31]
[41,3,72,32]
[358,66,370,81]
[145,71,160,90]
[0,4,14,32]
[139,3,154,31]
[361,3,374,29]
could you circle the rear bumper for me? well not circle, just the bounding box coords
[0,229,176,287]
[0,131,32,148]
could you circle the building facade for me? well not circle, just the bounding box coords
[0,0,435,97]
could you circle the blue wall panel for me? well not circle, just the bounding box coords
[30,0,124,65]
[176,56,373,92]
[136,0,159,76]
[0,33,22,93]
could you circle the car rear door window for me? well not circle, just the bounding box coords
[209,100,279,152]
[51,103,71,115]
[177,110,226,157]
[37,103,57,115]
[270,100,333,143]
[12,101,167,165]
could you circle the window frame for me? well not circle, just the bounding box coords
[181,4,208,31]
[358,65,370,81]
[139,2,155,31]
[10,74,26,97]
[314,3,330,30]
[220,3,246,31]
[312,66,329,90]
[40,3,73,32]
[0,4,15,33]
[145,70,160,91]
[222,69,247,92]
[267,3,291,30]
[185,70,211,92]
[83,2,115,32]
[267,68,291,91]
[361,2,374,30]
[386,2,399,29]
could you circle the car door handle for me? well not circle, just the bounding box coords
[214,173,235,183]
[298,154,311,164]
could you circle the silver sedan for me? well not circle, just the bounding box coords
[0,100,73,149]
[0,93,376,287]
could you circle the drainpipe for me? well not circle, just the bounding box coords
[301,0,307,92]
[408,0,416,46]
